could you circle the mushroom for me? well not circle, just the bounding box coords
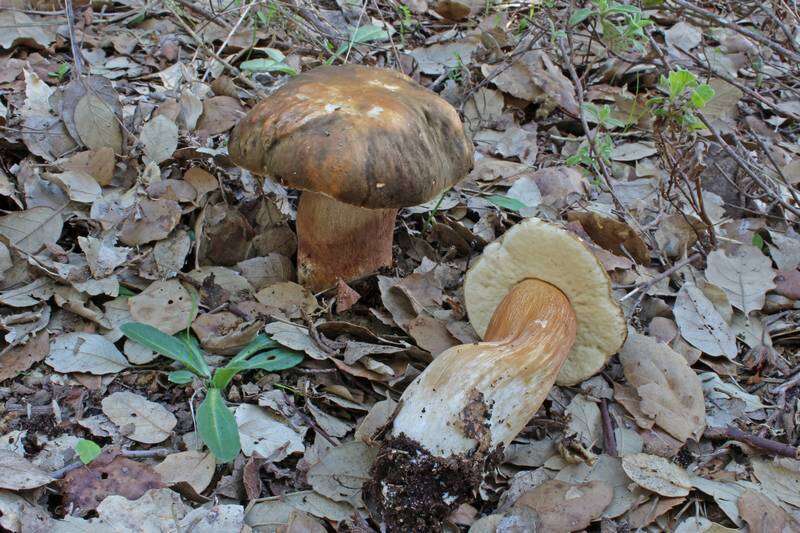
[228,65,473,291]
[364,218,627,529]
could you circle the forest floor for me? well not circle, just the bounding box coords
[1,0,800,531]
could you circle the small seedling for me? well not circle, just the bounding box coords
[48,63,70,81]
[648,68,715,129]
[569,0,653,53]
[120,323,304,462]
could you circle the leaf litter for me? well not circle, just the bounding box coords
[0,0,798,531]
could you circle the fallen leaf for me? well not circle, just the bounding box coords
[752,457,800,508]
[245,490,355,525]
[43,171,101,203]
[409,38,481,75]
[673,282,738,359]
[255,282,319,318]
[706,245,775,314]
[118,199,181,246]
[46,332,129,375]
[61,454,164,515]
[0,11,54,49]
[307,441,378,506]
[73,92,123,153]
[556,455,641,518]
[567,210,649,264]
[513,479,612,532]
[62,147,116,186]
[235,403,306,460]
[619,330,706,443]
[621,453,692,497]
[263,321,328,360]
[95,488,185,529]
[674,517,740,532]
[154,450,215,494]
[738,489,800,532]
[101,391,177,443]
[78,235,130,278]
[611,142,658,161]
[128,279,194,335]
[140,115,179,164]
[0,206,64,254]
[0,331,49,383]
[0,450,53,490]
[196,96,245,136]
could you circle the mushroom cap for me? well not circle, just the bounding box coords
[228,65,474,209]
[464,218,627,386]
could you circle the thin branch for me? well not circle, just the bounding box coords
[704,425,800,459]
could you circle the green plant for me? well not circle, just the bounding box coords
[648,68,715,129]
[569,0,653,53]
[325,24,392,64]
[396,3,416,44]
[240,48,296,76]
[120,323,304,462]
[75,439,102,464]
[48,63,70,81]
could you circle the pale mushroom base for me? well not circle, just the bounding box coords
[365,279,577,529]
[296,191,397,291]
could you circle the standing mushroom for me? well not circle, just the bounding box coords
[228,65,473,291]
[364,218,627,530]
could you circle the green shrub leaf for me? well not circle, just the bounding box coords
[75,439,102,464]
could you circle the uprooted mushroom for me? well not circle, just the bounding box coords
[363,218,628,530]
[228,64,473,292]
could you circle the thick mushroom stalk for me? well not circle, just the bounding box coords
[296,192,397,291]
[393,278,577,455]
[364,218,627,530]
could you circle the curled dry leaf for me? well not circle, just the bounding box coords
[621,453,692,497]
[706,245,775,315]
[673,282,738,359]
[46,332,129,375]
[43,171,102,203]
[128,279,194,335]
[513,479,613,532]
[567,211,649,264]
[191,311,262,355]
[618,330,706,443]
[101,391,177,444]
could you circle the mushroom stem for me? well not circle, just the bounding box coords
[364,279,578,528]
[296,191,397,291]
[391,278,578,456]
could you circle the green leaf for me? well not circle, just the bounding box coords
[752,233,765,250]
[228,334,278,366]
[75,439,102,464]
[667,69,697,99]
[211,367,240,390]
[197,388,240,463]
[120,323,211,378]
[349,24,390,44]
[691,84,715,109]
[240,58,297,75]
[234,348,304,372]
[176,330,212,378]
[168,370,195,384]
[487,195,528,212]
[569,8,594,26]
[264,47,286,62]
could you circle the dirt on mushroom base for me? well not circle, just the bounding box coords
[363,434,504,531]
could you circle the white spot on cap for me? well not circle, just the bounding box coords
[367,106,384,117]
[376,182,385,188]
[324,103,341,113]
[368,79,399,91]
[534,319,548,328]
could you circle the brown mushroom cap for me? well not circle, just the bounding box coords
[228,65,474,208]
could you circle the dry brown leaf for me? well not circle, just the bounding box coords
[191,311,262,355]
[61,147,116,186]
[141,115,178,164]
[738,489,800,533]
[673,282,738,359]
[118,199,181,246]
[513,479,612,532]
[0,206,64,255]
[307,441,378,506]
[46,332,129,375]
[0,331,49,383]
[706,245,775,315]
[621,453,692,497]
[101,391,177,443]
[61,454,164,515]
[154,451,215,494]
[255,282,319,318]
[196,96,245,136]
[0,11,54,49]
[619,330,706,443]
[567,211,649,264]
[128,279,194,335]
[0,450,53,490]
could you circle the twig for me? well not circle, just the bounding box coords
[173,0,232,30]
[697,112,800,217]
[600,398,617,457]
[50,448,173,479]
[621,252,702,302]
[64,0,84,78]
[669,0,800,63]
[165,2,266,98]
[704,425,800,458]
[201,0,256,83]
